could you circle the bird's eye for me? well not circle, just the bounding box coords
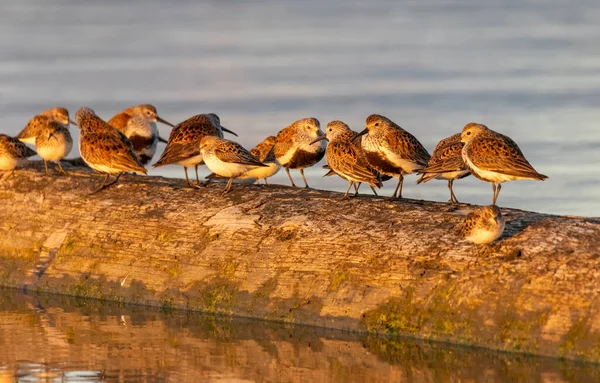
[329,128,332,132]
[375,123,379,127]
[467,131,471,135]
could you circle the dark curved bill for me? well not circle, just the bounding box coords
[156,116,175,127]
[352,129,368,142]
[69,119,78,127]
[222,126,238,137]
[309,135,328,145]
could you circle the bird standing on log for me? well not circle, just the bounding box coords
[108,104,175,165]
[273,117,326,188]
[417,133,470,204]
[0,134,37,178]
[199,136,267,193]
[75,107,147,192]
[460,122,547,205]
[312,121,382,199]
[153,114,237,188]
[35,119,73,176]
[17,107,76,146]
[354,114,430,199]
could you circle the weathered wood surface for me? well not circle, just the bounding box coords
[1,162,599,362]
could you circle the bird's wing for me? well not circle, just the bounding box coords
[385,129,431,166]
[329,140,381,186]
[215,142,266,166]
[17,115,48,140]
[107,112,130,133]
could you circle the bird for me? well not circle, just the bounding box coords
[75,107,147,192]
[459,205,505,244]
[108,104,175,165]
[460,122,548,205]
[17,107,76,145]
[153,114,237,188]
[199,136,267,193]
[0,134,37,178]
[35,119,73,176]
[207,135,281,184]
[273,117,326,188]
[354,114,431,199]
[417,133,470,204]
[312,121,382,199]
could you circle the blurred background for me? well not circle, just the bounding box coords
[1,0,598,216]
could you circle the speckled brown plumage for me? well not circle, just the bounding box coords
[17,107,74,146]
[75,107,146,191]
[417,133,470,203]
[357,114,431,199]
[0,134,37,174]
[459,205,505,244]
[461,122,548,205]
[273,117,325,188]
[35,120,73,176]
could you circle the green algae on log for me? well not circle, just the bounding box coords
[0,163,599,362]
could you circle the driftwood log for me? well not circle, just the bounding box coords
[1,162,599,362]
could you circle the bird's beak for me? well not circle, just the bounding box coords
[310,135,328,145]
[221,126,238,137]
[69,119,77,127]
[156,116,175,128]
[352,129,368,142]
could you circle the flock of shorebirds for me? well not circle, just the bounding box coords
[0,105,548,244]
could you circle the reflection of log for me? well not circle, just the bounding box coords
[1,163,599,362]
[2,289,600,382]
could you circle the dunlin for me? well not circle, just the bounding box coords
[153,113,237,188]
[354,114,430,199]
[199,136,267,193]
[312,121,382,199]
[417,133,470,203]
[17,107,75,145]
[75,107,147,192]
[273,117,325,188]
[108,104,175,165]
[36,120,73,176]
[0,134,37,178]
[460,205,505,244]
[460,122,548,205]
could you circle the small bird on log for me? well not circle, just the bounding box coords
[108,104,175,165]
[273,117,326,188]
[460,122,548,205]
[153,114,237,188]
[354,114,431,200]
[35,120,73,176]
[459,205,505,244]
[199,136,267,193]
[417,133,470,204]
[312,121,382,199]
[0,134,37,178]
[75,107,147,192]
[207,135,281,185]
[17,107,76,146]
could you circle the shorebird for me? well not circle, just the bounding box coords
[108,104,175,165]
[312,121,382,199]
[17,107,75,145]
[75,107,147,192]
[460,205,505,244]
[208,135,281,185]
[460,122,548,205]
[0,134,37,178]
[153,113,237,188]
[199,136,267,193]
[354,114,430,199]
[36,120,73,176]
[273,117,325,188]
[417,133,470,204]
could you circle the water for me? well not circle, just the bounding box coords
[0,289,598,382]
[0,0,599,216]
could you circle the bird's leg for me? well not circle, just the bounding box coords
[370,186,379,196]
[223,176,234,194]
[492,183,497,205]
[285,168,296,187]
[390,175,404,200]
[91,174,112,193]
[184,167,200,189]
[264,178,269,186]
[194,164,201,186]
[448,179,459,204]
[342,181,354,200]
[43,160,49,177]
[57,161,68,176]
[353,182,360,194]
[300,169,309,188]
[493,183,502,205]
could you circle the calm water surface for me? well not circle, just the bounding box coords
[0,0,599,216]
[0,289,599,382]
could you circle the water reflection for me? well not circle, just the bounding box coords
[0,289,599,382]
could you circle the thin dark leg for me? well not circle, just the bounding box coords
[184,167,191,186]
[493,183,502,205]
[224,176,234,194]
[264,178,269,185]
[390,175,404,200]
[285,168,296,187]
[44,160,49,176]
[448,179,459,204]
[194,165,201,186]
[354,183,360,194]
[300,169,309,188]
[91,173,121,193]
[492,183,497,205]
[370,186,378,196]
[57,161,68,175]
[342,181,353,199]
